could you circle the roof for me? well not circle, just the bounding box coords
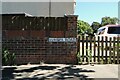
[105,24,120,27]
[1,13,33,17]
[98,24,120,30]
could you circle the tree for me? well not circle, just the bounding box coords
[77,20,93,35]
[101,17,119,26]
[112,17,119,24]
[91,22,101,33]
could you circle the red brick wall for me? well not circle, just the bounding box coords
[30,30,46,38]
[2,14,78,64]
[50,31,64,38]
[15,53,77,64]
[5,30,28,39]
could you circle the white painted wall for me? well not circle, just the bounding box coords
[2,0,75,17]
[51,2,75,17]
[2,2,50,17]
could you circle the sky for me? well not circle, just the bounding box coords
[74,1,119,25]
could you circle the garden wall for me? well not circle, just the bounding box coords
[2,13,78,64]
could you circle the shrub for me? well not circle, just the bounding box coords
[2,48,15,66]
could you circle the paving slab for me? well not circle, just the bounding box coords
[2,64,119,80]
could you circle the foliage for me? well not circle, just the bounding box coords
[90,17,119,33]
[101,17,119,26]
[2,48,16,66]
[77,17,119,35]
[86,49,92,64]
[77,52,82,64]
[77,49,92,64]
[77,20,93,35]
[91,22,101,33]
[100,58,104,64]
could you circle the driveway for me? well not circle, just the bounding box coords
[2,64,119,80]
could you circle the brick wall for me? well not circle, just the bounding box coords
[15,52,77,64]
[2,14,78,64]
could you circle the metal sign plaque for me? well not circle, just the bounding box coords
[48,38,76,42]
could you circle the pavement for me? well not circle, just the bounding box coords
[2,64,119,80]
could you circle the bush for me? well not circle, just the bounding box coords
[2,48,15,66]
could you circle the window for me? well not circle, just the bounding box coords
[108,27,120,34]
[97,28,106,35]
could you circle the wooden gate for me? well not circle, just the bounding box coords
[77,35,120,64]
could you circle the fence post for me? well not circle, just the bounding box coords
[77,36,80,64]
[97,36,100,63]
[101,36,104,63]
[93,37,96,63]
[77,36,80,53]
[113,37,116,64]
[105,37,108,64]
[86,36,88,63]
[117,37,119,64]
[82,36,84,62]
[89,36,92,63]
[109,37,112,64]
[118,37,120,64]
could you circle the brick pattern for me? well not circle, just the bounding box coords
[66,16,77,38]
[50,31,64,38]
[15,53,77,64]
[2,38,77,64]
[2,39,76,54]
[2,14,78,64]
